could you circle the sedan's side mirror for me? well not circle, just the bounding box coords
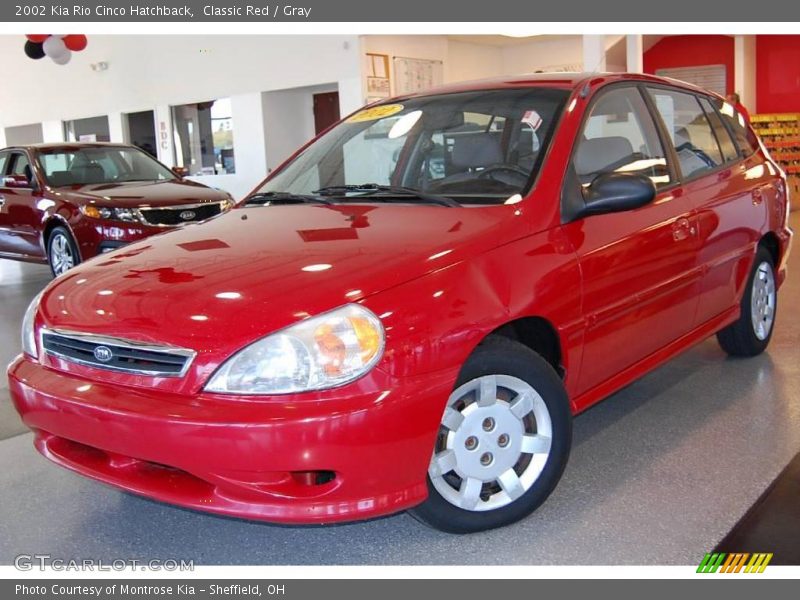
[2,174,31,189]
[582,172,656,217]
[172,166,189,178]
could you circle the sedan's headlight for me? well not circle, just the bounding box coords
[80,205,141,222]
[22,290,45,359]
[205,304,384,395]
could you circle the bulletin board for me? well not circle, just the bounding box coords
[393,56,444,95]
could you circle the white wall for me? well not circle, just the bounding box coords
[262,83,338,173]
[447,41,503,82]
[0,34,362,199]
[502,36,584,74]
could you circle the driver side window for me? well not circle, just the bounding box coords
[575,86,671,188]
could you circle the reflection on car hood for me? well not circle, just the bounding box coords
[39,203,521,355]
[52,179,229,208]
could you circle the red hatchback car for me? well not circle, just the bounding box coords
[9,74,792,533]
[0,143,233,276]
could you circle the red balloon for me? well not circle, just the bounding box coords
[63,34,88,52]
[26,34,49,43]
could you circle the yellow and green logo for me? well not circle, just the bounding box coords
[697,552,773,573]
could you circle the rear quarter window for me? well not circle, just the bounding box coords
[711,97,760,157]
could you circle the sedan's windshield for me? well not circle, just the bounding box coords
[257,88,568,205]
[37,146,176,187]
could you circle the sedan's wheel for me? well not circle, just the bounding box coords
[47,226,80,277]
[717,247,777,356]
[410,336,571,533]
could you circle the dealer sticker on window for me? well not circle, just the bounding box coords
[522,110,543,131]
[347,104,405,123]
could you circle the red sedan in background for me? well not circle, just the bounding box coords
[0,143,233,276]
[8,73,792,533]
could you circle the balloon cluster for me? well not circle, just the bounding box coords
[24,34,88,65]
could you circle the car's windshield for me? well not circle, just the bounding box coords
[37,146,176,187]
[257,88,568,205]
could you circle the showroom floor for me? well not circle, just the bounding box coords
[0,215,798,565]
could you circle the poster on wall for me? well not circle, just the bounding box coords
[366,52,391,102]
[655,64,726,96]
[393,56,444,95]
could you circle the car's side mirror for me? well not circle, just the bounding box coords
[172,166,189,178]
[2,174,31,189]
[582,172,656,217]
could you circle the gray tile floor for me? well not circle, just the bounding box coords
[0,216,798,565]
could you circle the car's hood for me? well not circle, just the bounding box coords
[39,203,523,358]
[52,179,229,208]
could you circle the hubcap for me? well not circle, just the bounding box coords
[750,261,775,341]
[429,374,552,512]
[50,234,75,276]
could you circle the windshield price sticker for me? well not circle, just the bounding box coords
[347,104,405,123]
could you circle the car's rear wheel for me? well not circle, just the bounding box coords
[47,226,80,277]
[410,336,571,533]
[717,247,777,357]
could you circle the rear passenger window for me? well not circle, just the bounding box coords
[574,86,671,188]
[698,96,738,162]
[0,152,8,177]
[712,97,760,156]
[648,88,724,179]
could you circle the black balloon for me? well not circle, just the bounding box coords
[24,40,45,60]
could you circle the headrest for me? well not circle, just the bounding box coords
[451,134,503,169]
[47,171,73,187]
[71,163,105,184]
[575,136,634,176]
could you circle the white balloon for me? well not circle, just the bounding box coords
[43,36,67,59]
[51,50,72,65]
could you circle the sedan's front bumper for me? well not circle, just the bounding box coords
[8,356,456,524]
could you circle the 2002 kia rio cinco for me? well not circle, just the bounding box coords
[9,73,793,533]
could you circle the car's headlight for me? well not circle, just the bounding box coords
[205,304,384,395]
[22,290,45,359]
[80,205,141,222]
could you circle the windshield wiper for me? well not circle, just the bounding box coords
[313,184,460,207]
[244,191,332,206]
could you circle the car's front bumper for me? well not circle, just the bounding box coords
[8,356,456,524]
[72,220,171,261]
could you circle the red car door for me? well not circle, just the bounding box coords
[561,85,701,401]
[0,150,45,259]
[702,96,781,324]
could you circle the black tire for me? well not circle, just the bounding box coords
[410,336,572,533]
[47,226,81,277]
[717,246,777,357]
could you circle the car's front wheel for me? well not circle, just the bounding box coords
[47,226,81,277]
[410,336,572,533]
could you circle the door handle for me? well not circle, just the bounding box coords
[752,188,765,205]
[0,195,5,209]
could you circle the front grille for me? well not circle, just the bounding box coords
[41,330,195,377]
[139,202,223,226]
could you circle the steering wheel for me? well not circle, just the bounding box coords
[477,164,530,180]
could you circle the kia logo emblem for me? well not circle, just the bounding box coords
[179,210,196,221]
[93,346,113,362]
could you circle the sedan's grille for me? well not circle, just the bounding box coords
[41,330,195,377]
[139,202,223,226]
